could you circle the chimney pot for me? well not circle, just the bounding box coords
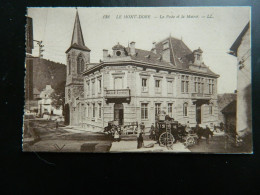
[130,41,135,55]
[103,49,108,60]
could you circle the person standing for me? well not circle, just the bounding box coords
[56,119,59,129]
[150,123,155,140]
[137,132,144,149]
[140,122,145,135]
[114,129,120,142]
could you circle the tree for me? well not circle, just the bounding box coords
[50,81,65,115]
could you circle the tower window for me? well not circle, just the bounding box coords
[68,55,71,75]
[77,55,85,74]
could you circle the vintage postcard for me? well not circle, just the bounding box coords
[23,7,252,153]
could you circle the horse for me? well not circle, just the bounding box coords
[194,127,214,144]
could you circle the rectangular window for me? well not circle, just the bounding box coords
[181,81,185,93]
[183,103,188,116]
[194,82,197,93]
[167,81,173,94]
[92,81,95,95]
[114,77,123,89]
[155,80,161,93]
[87,82,90,95]
[186,81,189,92]
[168,103,173,117]
[98,79,102,93]
[93,103,95,118]
[155,103,161,117]
[142,78,148,92]
[209,105,213,115]
[181,76,189,93]
[141,103,148,119]
[155,80,160,88]
[88,104,91,118]
[86,104,88,118]
[98,103,102,118]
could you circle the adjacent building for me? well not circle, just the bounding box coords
[228,22,251,137]
[65,11,219,132]
[38,85,63,116]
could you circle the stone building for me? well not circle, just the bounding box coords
[65,11,219,132]
[38,85,62,116]
[228,22,251,137]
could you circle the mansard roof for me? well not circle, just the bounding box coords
[83,36,219,77]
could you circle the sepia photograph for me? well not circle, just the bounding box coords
[23,7,252,153]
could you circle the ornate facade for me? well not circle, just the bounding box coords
[65,11,219,132]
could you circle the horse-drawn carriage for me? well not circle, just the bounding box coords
[156,115,198,148]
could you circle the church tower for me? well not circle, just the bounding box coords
[64,10,91,125]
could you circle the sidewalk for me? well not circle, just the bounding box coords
[61,126,103,134]
[110,140,191,153]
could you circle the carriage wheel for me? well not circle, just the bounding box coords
[185,136,195,147]
[159,132,174,147]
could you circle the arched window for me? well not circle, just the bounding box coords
[209,103,213,115]
[183,102,188,116]
[68,89,71,100]
[77,54,84,74]
[81,59,84,72]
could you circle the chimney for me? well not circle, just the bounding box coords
[151,41,156,54]
[103,49,108,60]
[162,41,170,63]
[193,47,203,66]
[130,41,135,55]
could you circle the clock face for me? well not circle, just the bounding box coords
[116,51,121,56]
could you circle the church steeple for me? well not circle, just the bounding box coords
[66,9,91,53]
[71,10,85,46]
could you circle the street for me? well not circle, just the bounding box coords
[23,119,247,153]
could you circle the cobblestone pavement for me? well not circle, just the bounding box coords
[110,140,190,152]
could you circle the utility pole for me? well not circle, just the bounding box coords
[33,40,44,58]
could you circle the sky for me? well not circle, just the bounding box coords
[27,7,250,94]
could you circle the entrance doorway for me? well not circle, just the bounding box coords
[196,104,202,124]
[114,103,124,125]
[64,104,70,125]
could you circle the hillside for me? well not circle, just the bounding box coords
[31,57,66,91]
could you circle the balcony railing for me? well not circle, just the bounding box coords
[191,93,212,98]
[104,89,130,98]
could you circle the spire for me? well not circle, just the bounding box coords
[71,10,85,46]
[66,9,90,53]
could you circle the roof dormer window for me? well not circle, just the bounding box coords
[116,51,121,56]
[163,41,169,50]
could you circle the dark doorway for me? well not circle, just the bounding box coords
[196,104,201,124]
[64,103,70,125]
[114,103,124,125]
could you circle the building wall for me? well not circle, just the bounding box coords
[236,28,251,136]
[79,64,218,132]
